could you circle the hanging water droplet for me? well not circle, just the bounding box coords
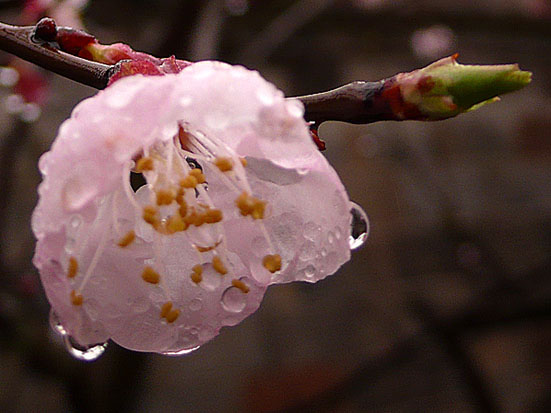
[63,335,108,362]
[49,309,67,336]
[221,287,247,313]
[349,202,369,250]
[162,346,200,357]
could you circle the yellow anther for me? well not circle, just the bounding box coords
[262,254,282,273]
[190,264,203,284]
[204,208,223,224]
[232,279,250,294]
[141,266,160,284]
[143,205,159,226]
[70,290,83,306]
[166,212,187,233]
[117,230,135,247]
[165,309,180,323]
[67,256,78,278]
[236,192,266,219]
[189,168,206,184]
[214,157,233,172]
[236,192,254,216]
[180,175,198,189]
[160,301,173,318]
[240,158,247,167]
[175,188,185,205]
[251,199,266,220]
[212,256,228,275]
[178,203,188,219]
[135,156,154,172]
[156,189,175,206]
[184,209,204,227]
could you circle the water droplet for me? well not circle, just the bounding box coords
[198,263,222,291]
[49,309,67,336]
[304,264,316,278]
[327,231,335,244]
[221,287,247,313]
[349,202,369,250]
[162,346,200,356]
[303,222,321,241]
[69,215,82,228]
[63,335,107,362]
[321,248,327,257]
[335,227,342,240]
[297,168,309,175]
[189,298,202,311]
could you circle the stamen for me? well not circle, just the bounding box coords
[189,168,206,184]
[236,192,266,219]
[142,266,160,284]
[165,309,180,323]
[117,230,135,247]
[180,175,198,189]
[190,264,203,284]
[143,205,160,226]
[240,158,247,167]
[212,256,228,275]
[160,301,172,318]
[232,279,250,293]
[203,208,223,224]
[166,212,187,233]
[214,157,233,172]
[135,156,154,172]
[156,189,175,206]
[67,256,78,278]
[262,254,282,273]
[70,290,83,306]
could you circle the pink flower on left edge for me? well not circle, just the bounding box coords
[32,61,352,354]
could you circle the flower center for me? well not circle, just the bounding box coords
[64,124,282,325]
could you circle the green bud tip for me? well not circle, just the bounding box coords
[399,54,532,120]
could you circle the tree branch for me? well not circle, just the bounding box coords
[0,19,531,125]
[0,22,112,89]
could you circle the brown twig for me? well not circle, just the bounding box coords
[0,20,400,124]
[0,22,112,89]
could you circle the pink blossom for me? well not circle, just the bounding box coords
[32,62,351,353]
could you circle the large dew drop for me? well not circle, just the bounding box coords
[349,202,369,250]
[63,335,108,362]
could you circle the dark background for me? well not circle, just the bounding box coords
[0,0,549,412]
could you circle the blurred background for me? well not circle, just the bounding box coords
[0,0,550,412]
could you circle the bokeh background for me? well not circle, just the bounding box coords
[0,0,550,412]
